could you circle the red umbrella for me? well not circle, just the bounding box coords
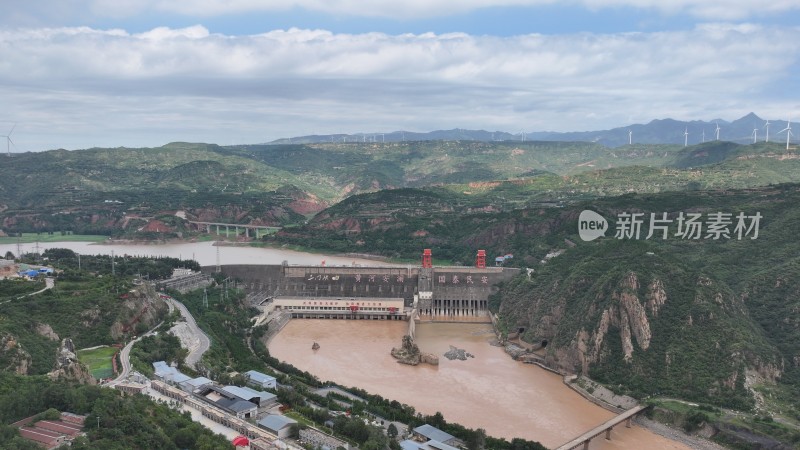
[232,436,250,447]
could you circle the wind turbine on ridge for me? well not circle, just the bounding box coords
[1,124,15,156]
[714,122,721,141]
[628,129,632,145]
[764,120,770,143]
[779,120,793,150]
[752,128,758,144]
[684,128,689,147]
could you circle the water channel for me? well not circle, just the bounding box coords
[2,241,691,449]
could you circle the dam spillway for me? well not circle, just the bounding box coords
[201,250,519,323]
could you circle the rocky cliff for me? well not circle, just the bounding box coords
[47,338,96,385]
[495,240,782,409]
[110,283,170,339]
[0,333,32,375]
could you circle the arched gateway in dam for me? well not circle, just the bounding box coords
[202,249,519,323]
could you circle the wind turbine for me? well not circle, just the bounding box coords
[779,120,793,150]
[702,129,706,143]
[764,120,770,142]
[752,128,758,144]
[628,129,632,145]
[684,127,689,147]
[1,124,15,156]
[714,122,721,141]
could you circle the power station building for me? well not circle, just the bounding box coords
[205,249,519,322]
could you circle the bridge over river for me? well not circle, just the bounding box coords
[188,220,280,239]
[554,404,648,450]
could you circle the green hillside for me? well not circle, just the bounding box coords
[271,183,800,412]
[2,139,799,237]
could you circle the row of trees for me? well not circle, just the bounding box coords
[0,374,233,449]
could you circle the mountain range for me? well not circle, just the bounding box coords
[268,113,793,148]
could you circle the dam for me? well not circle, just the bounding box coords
[202,249,519,322]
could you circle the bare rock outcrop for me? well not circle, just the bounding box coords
[573,273,658,372]
[391,335,439,366]
[110,283,169,339]
[48,338,96,385]
[0,333,32,375]
[35,323,60,341]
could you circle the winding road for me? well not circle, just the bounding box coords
[110,294,210,385]
[168,297,211,369]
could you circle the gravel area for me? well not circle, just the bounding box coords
[169,322,200,354]
[635,416,727,450]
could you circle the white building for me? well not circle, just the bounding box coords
[244,370,277,390]
[258,415,297,439]
[272,296,406,320]
[152,361,191,386]
[179,376,213,393]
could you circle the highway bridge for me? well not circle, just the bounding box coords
[188,220,280,239]
[554,404,648,450]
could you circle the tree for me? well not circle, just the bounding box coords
[428,411,445,429]
[4,251,14,260]
[466,428,486,450]
[387,423,398,439]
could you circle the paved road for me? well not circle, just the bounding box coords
[9,277,55,301]
[111,337,136,385]
[168,298,211,369]
[109,295,174,386]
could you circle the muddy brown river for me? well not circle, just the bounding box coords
[269,320,691,449]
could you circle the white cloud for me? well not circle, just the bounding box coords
[0,24,798,150]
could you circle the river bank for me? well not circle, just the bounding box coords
[491,322,728,450]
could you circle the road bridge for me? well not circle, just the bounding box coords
[188,220,280,239]
[554,405,648,450]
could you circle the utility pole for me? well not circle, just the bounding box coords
[203,289,208,309]
[77,253,81,271]
[216,242,221,273]
[111,250,115,276]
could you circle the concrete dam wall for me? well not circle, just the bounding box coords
[202,264,520,320]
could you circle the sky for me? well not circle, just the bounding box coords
[0,1,799,151]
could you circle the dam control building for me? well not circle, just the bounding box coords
[203,249,519,322]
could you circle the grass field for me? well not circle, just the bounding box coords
[77,346,118,379]
[0,233,108,244]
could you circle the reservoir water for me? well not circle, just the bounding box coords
[269,320,691,450]
[3,240,690,449]
[0,240,382,267]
